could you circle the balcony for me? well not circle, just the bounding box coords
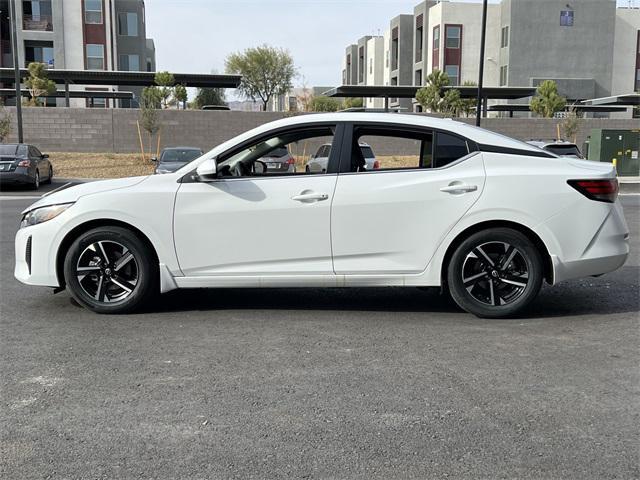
[23,14,53,31]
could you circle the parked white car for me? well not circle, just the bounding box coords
[306,142,378,173]
[15,113,628,317]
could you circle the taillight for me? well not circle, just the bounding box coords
[568,179,618,203]
[286,157,295,165]
[17,160,30,167]
[373,160,380,169]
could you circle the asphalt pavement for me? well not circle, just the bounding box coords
[0,187,638,479]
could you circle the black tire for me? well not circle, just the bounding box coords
[31,170,40,190]
[447,228,543,318]
[63,226,158,314]
[43,165,53,184]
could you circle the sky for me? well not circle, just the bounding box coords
[145,0,639,100]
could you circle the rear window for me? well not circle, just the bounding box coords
[267,147,289,158]
[544,145,582,158]
[0,145,18,156]
[161,149,202,163]
[360,146,375,158]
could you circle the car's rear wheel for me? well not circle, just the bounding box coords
[447,228,543,318]
[43,165,53,184]
[31,170,40,190]
[63,227,158,314]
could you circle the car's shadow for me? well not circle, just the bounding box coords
[137,265,639,319]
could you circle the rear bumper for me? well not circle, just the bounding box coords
[0,171,33,184]
[547,200,629,283]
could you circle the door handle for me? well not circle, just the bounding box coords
[291,191,329,202]
[440,183,478,194]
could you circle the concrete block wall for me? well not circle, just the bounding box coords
[1,107,637,155]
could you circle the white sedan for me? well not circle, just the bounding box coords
[14,113,629,318]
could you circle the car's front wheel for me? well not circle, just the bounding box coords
[63,226,158,314]
[447,228,543,318]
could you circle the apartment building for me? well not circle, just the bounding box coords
[341,0,640,117]
[268,86,334,112]
[0,0,155,107]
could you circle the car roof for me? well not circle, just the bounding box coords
[526,140,577,148]
[162,146,202,151]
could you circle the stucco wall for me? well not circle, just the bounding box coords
[1,107,637,154]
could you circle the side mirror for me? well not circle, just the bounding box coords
[150,157,157,162]
[42,154,49,159]
[253,160,267,174]
[196,158,218,181]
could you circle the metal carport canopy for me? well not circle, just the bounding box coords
[0,68,242,88]
[581,94,640,106]
[322,85,537,100]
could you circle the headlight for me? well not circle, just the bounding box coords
[20,203,74,228]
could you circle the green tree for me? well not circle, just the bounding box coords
[415,69,450,113]
[342,97,363,109]
[530,80,566,118]
[0,106,11,142]
[309,96,342,112]
[193,87,227,109]
[154,71,175,108]
[458,80,477,117]
[225,44,296,111]
[24,62,56,106]
[442,89,463,117]
[561,105,582,142]
[174,84,188,109]
[139,86,162,158]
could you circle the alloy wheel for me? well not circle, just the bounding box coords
[75,240,138,303]
[461,241,530,306]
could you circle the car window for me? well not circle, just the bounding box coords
[433,132,470,167]
[17,145,28,157]
[216,125,337,177]
[28,147,37,158]
[161,149,202,163]
[346,126,433,172]
[0,145,18,156]
[31,146,42,157]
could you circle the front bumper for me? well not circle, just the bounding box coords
[15,221,62,288]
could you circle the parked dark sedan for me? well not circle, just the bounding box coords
[0,143,53,189]
[152,147,204,174]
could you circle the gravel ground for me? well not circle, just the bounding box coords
[0,193,638,480]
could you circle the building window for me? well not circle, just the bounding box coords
[391,27,399,71]
[501,26,509,48]
[385,49,389,68]
[346,54,351,84]
[86,88,108,108]
[86,44,104,70]
[119,54,139,71]
[369,58,373,75]
[415,14,423,62]
[500,65,508,86]
[560,10,574,27]
[22,1,53,31]
[432,25,440,71]
[358,46,364,82]
[445,25,461,49]
[118,12,138,36]
[445,65,459,86]
[84,0,103,24]
[25,40,54,67]
[415,69,422,86]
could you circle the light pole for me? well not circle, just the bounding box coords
[8,0,23,142]
[475,0,488,127]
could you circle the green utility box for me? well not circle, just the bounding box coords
[587,129,640,177]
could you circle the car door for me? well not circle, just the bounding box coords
[173,124,343,277]
[30,146,47,178]
[330,123,485,275]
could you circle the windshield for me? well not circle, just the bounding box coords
[0,144,19,156]
[545,145,583,158]
[160,149,202,163]
[263,147,289,158]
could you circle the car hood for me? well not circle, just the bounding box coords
[22,175,149,214]
[156,162,188,172]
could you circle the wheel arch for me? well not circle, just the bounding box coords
[56,219,160,288]
[440,220,554,286]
